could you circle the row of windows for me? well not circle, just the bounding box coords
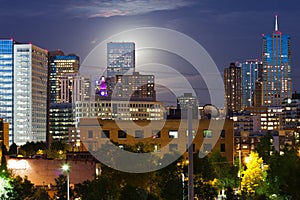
[86,129,226,139]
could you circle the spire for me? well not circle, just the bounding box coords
[275,15,278,31]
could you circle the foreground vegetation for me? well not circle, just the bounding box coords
[1,134,300,199]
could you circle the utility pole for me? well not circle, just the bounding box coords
[188,105,194,200]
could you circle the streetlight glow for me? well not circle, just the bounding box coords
[62,164,70,172]
[61,163,70,200]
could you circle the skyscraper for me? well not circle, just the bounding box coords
[13,44,48,145]
[49,52,80,103]
[262,15,292,106]
[60,73,91,103]
[224,63,242,114]
[107,42,135,78]
[0,39,14,144]
[240,60,262,108]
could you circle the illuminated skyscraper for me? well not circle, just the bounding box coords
[49,52,80,103]
[262,15,292,106]
[224,63,242,114]
[0,39,14,144]
[240,60,262,108]
[107,42,135,78]
[13,44,48,145]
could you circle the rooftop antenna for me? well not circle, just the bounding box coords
[275,15,279,31]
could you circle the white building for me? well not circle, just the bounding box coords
[74,100,164,126]
[13,44,48,145]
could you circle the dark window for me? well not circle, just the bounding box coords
[221,143,226,152]
[220,130,225,138]
[186,143,196,152]
[203,143,212,153]
[118,130,127,138]
[135,130,144,138]
[203,129,212,138]
[88,130,93,138]
[101,130,110,138]
[169,144,178,151]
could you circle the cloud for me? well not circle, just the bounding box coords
[67,0,194,18]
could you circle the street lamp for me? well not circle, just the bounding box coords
[61,163,70,200]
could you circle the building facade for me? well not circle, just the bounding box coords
[262,16,292,106]
[13,44,48,145]
[240,60,262,108]
[282,92,300,130]
[49,103,75,141]
[107,42,135,78]
[69,118,234,163]
[60,73,91,103]
[74,100,164,126]
[0,39,14,144]
[224,63,242,114]
[49,53,80,103]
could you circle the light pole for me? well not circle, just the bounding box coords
[61,163,70,200]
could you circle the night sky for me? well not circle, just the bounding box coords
[1,0,300,100]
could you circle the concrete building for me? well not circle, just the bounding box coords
[13,44,48,145]
[69,118,234,163]
[60,73,91,103]
[7,157,99,186]
[74,100,164,126]
[282,92,300,130]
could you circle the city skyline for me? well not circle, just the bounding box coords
[0,0,299,92]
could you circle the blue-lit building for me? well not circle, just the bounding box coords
[0,39,14,144]
[262,16,292,106]
[240,60,262,108]
[107,42,135,78]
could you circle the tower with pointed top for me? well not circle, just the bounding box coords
[262,15,292,106]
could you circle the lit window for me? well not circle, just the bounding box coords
[169,130,178,138]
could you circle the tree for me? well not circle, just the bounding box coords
[241,151,267,197]
[75,175,120,200]
[194,175,218,200]
[6,176,36,200]
[0,142,7,172]
[54,174,73,200]
[8,143,17,156]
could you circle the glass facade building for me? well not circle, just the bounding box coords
[262,16,292,106]
[0,39,14,144]
[240,60,262,108]
[107,42,135,78]
[49,54,79,103]
[49,103,75,141]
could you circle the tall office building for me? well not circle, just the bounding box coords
[262,15,292,106]
[0,39,14,144]
[60,73,91,103]
[115,72,155,101]
[240,60,262,108]
[224,63,242,114]
[49,52,80,103]
[107,42,135,78]
[13,44,48,145]
[49,103,75,141]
